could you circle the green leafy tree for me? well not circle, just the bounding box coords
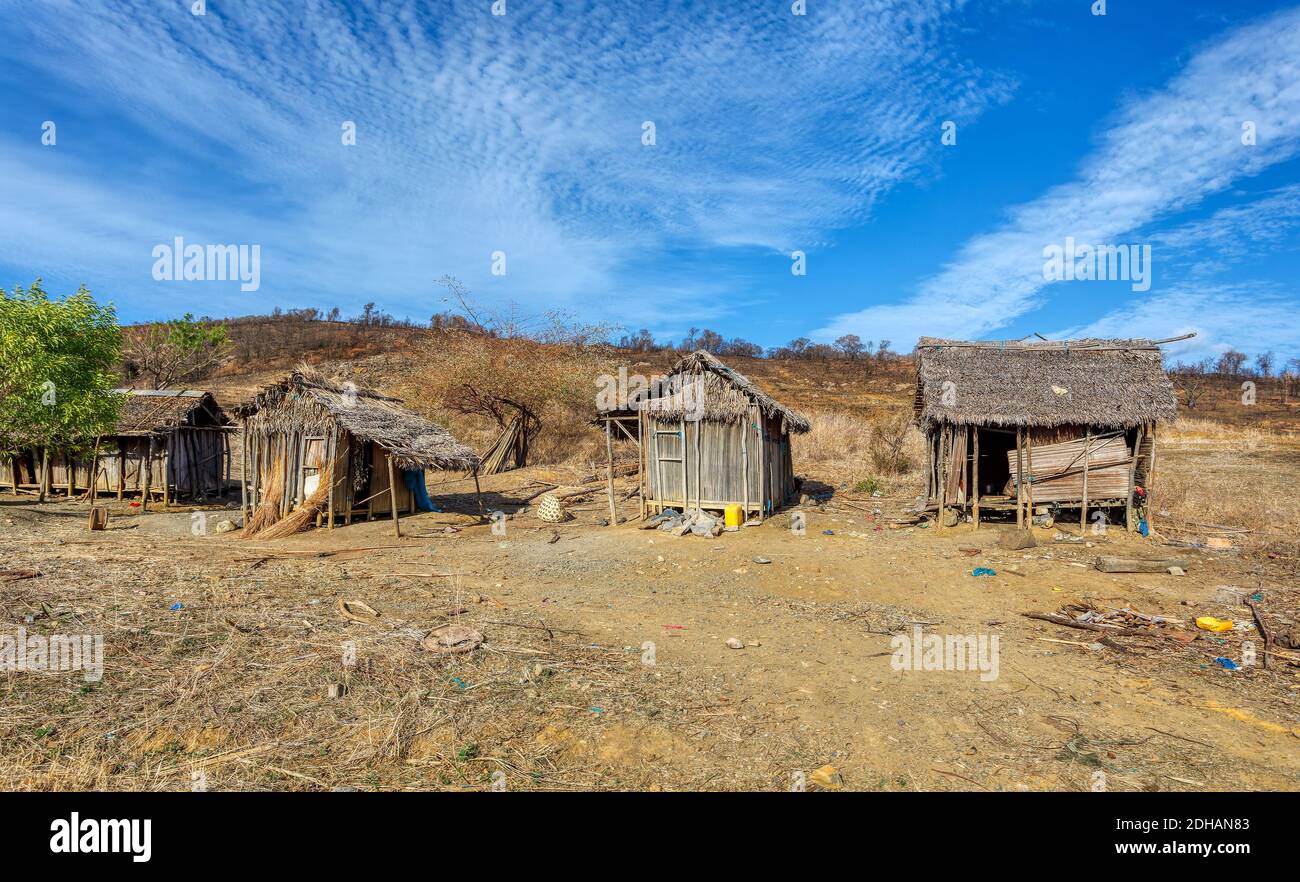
[0,280,125,499]
[122,312,228,389]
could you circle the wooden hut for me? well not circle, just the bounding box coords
[2,389,232,503]
[597,351,810,523]
[913,337,1181,531]
[235,370,481,535]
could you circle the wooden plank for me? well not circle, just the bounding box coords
[605,421,617,526]
[1126,424,1145,532]
[1095,555,1189,573]
[971,427,980,529]
[1015,428,1024,528]
[386,452,401,538]
[1080,427,1090,530]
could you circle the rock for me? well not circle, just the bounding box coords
[725,637,744,649]
[1167,566,1186,576]
[214,519,239,534]
[1205,537,1233,549]
[809,764,844,790]
[999,530,1036,550]
[752,556,772,564]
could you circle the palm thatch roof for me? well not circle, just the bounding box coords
[234,368,479,471]
[113,389,230,437]
[914,337,1178,429]
[599,350,810,434]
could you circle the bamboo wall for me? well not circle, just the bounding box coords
[643,407,796,515]
[242,424,413,522]
[1,430,228,500]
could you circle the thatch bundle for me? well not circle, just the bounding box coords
[914,338,1178,429]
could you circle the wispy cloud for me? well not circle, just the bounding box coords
[0,0,1009,324]
[816,6,1300,353]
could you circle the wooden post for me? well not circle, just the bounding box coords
[936,425,948,529]
[325,430,336,531]
[694,418,702,512]
[1145,422,1157,535]
[386,452,401,538]
[651,418,663,515]
[86,437,102,503]
[1015,428,1024,528]
[240,424,249,519]
[756,415,766,521]
[679,419,688,511]
[38,447,49,503]
[161,433,171,508]
[741,412,750,519]
[1025,429,1035,524]
[604,421,617,526]
[637,413,646,521]
[9,456,17,495]
[971,427,980,529]
[1079,428,1091,531]
[1126,424,1145,532]
[472,466,485,521]
[141,437,154,512]
[117,440,126,500]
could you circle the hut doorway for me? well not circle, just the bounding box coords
[974,428,1015,499]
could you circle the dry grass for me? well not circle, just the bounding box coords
[793,409,926,494]
[1153,421,1300,548]
[0,506,780,791]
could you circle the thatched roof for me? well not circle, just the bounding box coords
[234,369,479,471]
[599,350,810,434]
[914,337,1178,429]
[113,389,230,437]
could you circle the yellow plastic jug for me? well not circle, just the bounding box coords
[724,504,744,528]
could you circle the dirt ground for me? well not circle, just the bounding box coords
[2,445,1297,793]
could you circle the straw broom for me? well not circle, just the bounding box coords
[252,446,345,540]
[240,454,285,538]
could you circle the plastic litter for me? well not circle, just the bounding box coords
[1212,657,1240,671]
[971,567,997,577]
[1196,616,1234,632]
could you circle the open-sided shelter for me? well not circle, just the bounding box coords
[2,389,232,503]
[914,337,1183,531]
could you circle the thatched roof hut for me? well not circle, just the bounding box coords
[596,350,810,524]
[913,337,1181,532]
[235,369,479,535]
[235,369,478,471]
[2,388,233,503]
[914,337,1177,429]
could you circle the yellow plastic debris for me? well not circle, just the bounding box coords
[724,504,744,529]
[1195,616,1234,633]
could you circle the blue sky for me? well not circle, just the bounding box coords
[1,0,1298,364]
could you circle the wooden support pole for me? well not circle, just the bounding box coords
[85,437,101,503]
[936,425,948,529]
[1025,430,1035,523]
[741,411,750,518]
[604,421,617,526]
[1126,423,1145,532]
[117,440,125,500]
[971,427,980,529]
[325,429,336,531]
[1015,428,1024,529]
[1146,422,1157,536]
[141,437,154,512]
[38,447,49,503]
[386,452,401,538]
[1079,428,1091,531]
[472,466,485,521]
[679,419,688,511]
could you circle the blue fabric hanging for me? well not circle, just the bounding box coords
[403,469,440,512]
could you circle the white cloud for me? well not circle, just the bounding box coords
[0,0,1010,325]
[816,6,1300,353]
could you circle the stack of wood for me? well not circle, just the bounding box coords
[1006,433,1129,502]
[479,415,530,475]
